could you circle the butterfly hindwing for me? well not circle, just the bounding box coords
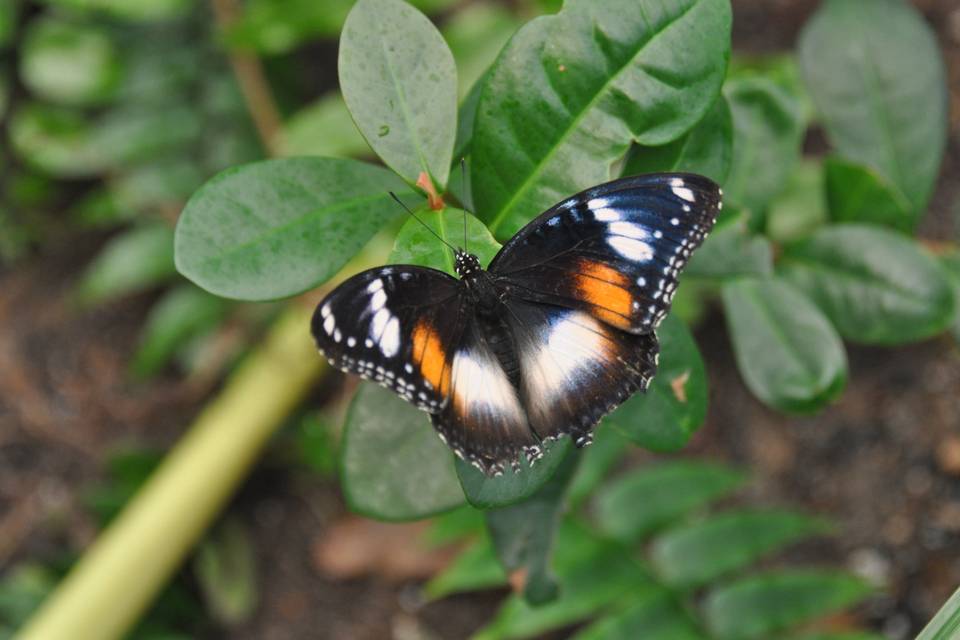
[430,313,541,475]
[502,298,659,445]
[489,173,721,333]
[312,266,464,411]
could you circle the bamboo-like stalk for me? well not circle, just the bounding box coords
[17,304,322,640]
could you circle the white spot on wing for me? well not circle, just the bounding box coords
[323,314,335,335]
[366,279,383,293]
[522,312,611,407]
[369,288,387,311]
[380,317,400,357]
[370,307,390,341]
[450,349,524,421]
[320,302,331,318]
[609,221,648,239]
[672,186,696,202]
[608,236,653,262]
[593,208,620,222]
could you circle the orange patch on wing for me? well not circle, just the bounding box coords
[412,319,450,395]
[575,260,633,327]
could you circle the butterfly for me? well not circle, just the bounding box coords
[312,173,721,476]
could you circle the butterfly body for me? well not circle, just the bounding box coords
[313,173,721,475]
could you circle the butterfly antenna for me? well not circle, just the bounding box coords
[389,192,457,253]
[460,158,468,253]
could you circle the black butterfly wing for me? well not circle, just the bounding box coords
[313,265,541,474]
[312,265,465,411]
[429,312,542,475]
[501,298,659,446]
[489,173,721,334]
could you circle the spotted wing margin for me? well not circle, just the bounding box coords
[312,265,464,413]
[502,298,659,445]
[488,173,721,334]
[430,311,542,476]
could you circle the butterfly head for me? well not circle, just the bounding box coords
[454,249,483,279]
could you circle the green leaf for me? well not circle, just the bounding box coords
[567,425,629,508]
[75,225,177,306]
[704,570,874,640]
[175,157,413,301]
[0,564,58,628]
[484,451,579,604]
[193,518,257,625]
[723,76,804,214]
[340,383,464,521]
[798,0,947,216]
[278,93,371,158]
[728,53,814,126]
[766,159,828,244]
[10,103,201,178]
[339,0,457,188]
[594,461,745,543]
[131,285,229,379]
[685,208,773,279]
[824,157,912,232]
[443,2,519,98]
[472,0,731,239]
[0,1,17,47]
[650,509,831,589]
[38,0,194,23]
[610,314,707,451]
[390,207,500,276]
[779,225,957,345]
[917,585,960,640]
[108,159,205,213]
[423,534,507,600]
[456,439,573,510]
[294,414,339,477]
[623,96,733,185]
[571,590,702,640]
[722,277,847,413]
[474,521,653,640]
[941,253,960,344]
[454,77,484,162]
[20,17,122,106]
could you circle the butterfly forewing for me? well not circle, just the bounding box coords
[312,266,464,411]
[489,173,721,334]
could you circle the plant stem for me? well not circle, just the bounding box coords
[209,0,283,156]
[17,304,322,640]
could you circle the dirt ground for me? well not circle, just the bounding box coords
[1,1,959,639]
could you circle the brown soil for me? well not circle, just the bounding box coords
[2,1,959,639]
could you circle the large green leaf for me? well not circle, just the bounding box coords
[484,451,579,604]
[723,76,804,214]
[339,0,457,188]
[390,207,500,276]
[594,461,745,543]
[174,157,413,300]
[650,509,830,589]
[798,0,947,217]
[474,521,653,640]
[722,277,847,413]
[340,383,464,520]
[571,590,702,640]
[623,95,733,185]
[703,570,873,639]
[75,225,177,306]
[456,439,573,510]
[472,0,731,239]
[778,225,956,345]
[20,17,122,106]
[823,157,912,233]
[610,314,707,451]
